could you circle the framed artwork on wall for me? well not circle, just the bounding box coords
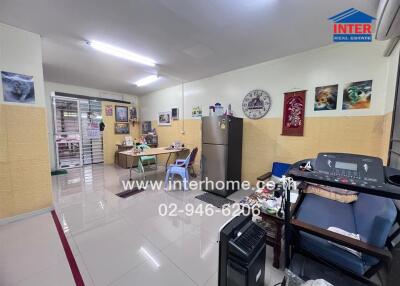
[158,111,172,126]
[342,80,372,110]
[314,84,338,111]
[115,106,129,122]
[282,90,306,136]
[105,105,113,116]
[172,107,179,120]
[115,123,130,134]
[1,71,35,103]
[142,121,152,134]
[130,106,138,121]
[192,106,202,118]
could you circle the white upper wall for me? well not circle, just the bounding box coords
[384,43,400,114]
[45,81,139,105]
[140,41,394,121]
[0,23,45,107]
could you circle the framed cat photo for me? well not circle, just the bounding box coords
[1,71,35,103]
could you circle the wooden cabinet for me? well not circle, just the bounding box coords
[115,145,138,169]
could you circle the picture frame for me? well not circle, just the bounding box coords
[314,84,338,111]
[114,123,130,134]
[158,111,172,126]
[342,80,372,110]
[130,106,138,121]
[171,107,179,120]
[142,121,152,134]
[105,105,113,116]
[192,106,202,118]
[115,105,129,122]
[1,71,35,103]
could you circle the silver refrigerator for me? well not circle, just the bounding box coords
[201,115,243,197]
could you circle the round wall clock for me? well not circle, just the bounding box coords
[242,89,271,119]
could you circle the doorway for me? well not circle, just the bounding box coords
[53,96,104,169]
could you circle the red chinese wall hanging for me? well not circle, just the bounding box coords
[282,90,306,136]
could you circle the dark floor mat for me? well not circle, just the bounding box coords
[195,192,234,208]
[51,169,68,176]
[116,188,145,198]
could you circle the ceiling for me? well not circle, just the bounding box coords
[0,0,380,95]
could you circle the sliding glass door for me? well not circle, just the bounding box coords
[53,97,82,169]
[53,96,104,169]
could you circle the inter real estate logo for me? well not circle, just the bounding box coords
[329,8,375,42]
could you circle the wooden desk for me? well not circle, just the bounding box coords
[115,144,135,168]
[120,147,185,180]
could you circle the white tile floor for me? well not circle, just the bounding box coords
[0,164,284,285]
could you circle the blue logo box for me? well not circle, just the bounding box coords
[333,34,372,42]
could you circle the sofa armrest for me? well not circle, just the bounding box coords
[257,171,272,181]
[291,218,392,263]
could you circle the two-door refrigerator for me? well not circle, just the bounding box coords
[201,115,243,197]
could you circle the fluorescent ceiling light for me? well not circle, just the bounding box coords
[88,40,156,67]
[135,75,159,87]
[139,247,160,268]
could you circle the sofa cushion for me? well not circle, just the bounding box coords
[353,193,396,247]
[297,194,365,275]
[297,194,356,232]
[300,232,366,275]
[353,193,396,265]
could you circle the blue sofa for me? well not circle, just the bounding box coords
[296,192,397,275]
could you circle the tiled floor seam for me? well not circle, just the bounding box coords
[68,235,97,286]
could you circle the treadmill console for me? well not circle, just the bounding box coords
[288,153,387,192]
[314,153,385,186]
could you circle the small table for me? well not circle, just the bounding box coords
[120,147,185,181]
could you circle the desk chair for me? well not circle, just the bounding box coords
[137,144,157,173]
[257,161,291,182]
[164,148,197,191]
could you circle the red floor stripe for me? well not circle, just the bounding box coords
[51,210,85,286]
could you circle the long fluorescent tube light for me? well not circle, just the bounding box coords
[88,40,156,67]
[139,247,160,268]
[135,75,159,87]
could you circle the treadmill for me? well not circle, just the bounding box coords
[284,152,400,285]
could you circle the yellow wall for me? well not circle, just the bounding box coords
[102,101,140,164]
[152,115,388,185]
[151,119,202,169]
[0,24,52,220]
[0,105,52,219]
